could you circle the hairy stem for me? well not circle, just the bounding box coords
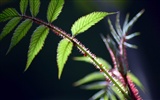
[22,15,130,99]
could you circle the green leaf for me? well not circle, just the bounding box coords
[81,81,107,90]
[115,13,123,36]
[73,56,111,70]
[74,72,105,86]
[89,89,106,100]
[7,19,32,54]
[127,72,145,91]
[71,12,114,36]
[111,86,125,100]
[124,42,137,49]
[0,8,19,22]
[103,94,109,100]
[20,0,28,15]
[26,25,49,71]
[125,32,140,40]
[0,17,21,41]
[57,39,73,79]
[109,94,116,100]
[47,0,64,23]
[29,0,40,17]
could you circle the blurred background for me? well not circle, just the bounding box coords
[0,0,160,100]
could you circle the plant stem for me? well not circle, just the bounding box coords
[22,15,130,99]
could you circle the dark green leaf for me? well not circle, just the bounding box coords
[89,89,106,100]
[127,72,145,91]
[0,8,19,22]
[29,0,40,17]
[20,0,28,15]
[0,17,21,41]
[26,25,49,71]
[7,19,32,54]
[57,39,73,79]
[81,81,107,90]
[74,72,105,86]
[47,0,64,23]
[71,12,115,36]
[73,56,111,70]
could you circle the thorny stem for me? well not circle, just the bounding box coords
[22,15,130,99]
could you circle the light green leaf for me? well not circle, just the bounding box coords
[20,0,28,15]
[74,72,105,86]
[73,56,111,70]
[57,39,73,79]
[0,8,19,22]
[29,0,40,17]
[124,42,137,49]
[7,19,32,54]
[127,72,145,91]
[115,13,123,36]
[47,0,64,23]
[109,94,116,100]
[103,94,109,100]
[26,25,49,71]
[125,32,140,40]
[111,86,125,100]
[71,12,114,36]
[89,89,106,100]
[0,17,21,41]
[81,81,107,90]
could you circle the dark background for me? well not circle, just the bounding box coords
[0,0,160,100]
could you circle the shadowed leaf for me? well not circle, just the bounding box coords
[29,0,40,17]
[0,17,21,41]
[89,89,106,100]
[57,39,73,79]
[81,81,107,90]
[71,12,115,36]
[47,0,64,23]
[26,25,49,71]
[20,0,28,15]
[128,72,145,91]
[7,19,32,54]
[124,42,137,49]
[74,72,105,86]
[73,56,111,70]
[0,8,19,22]
[125,32,140,40]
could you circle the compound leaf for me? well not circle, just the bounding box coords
[26,25,49,71]
[71,12,114,36]
[57,39,73,79]
[7,19,32,54]
[0,8,19,22]
[74,72,105,86]
[29,0,40,17]
[47,0,64,23]
[0,17,21,41]
[20,0,28,15]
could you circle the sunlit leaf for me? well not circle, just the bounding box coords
[29,0,40,17]
[81,81,107,90]
[71,12,114,36]
[0,8,19,22]
[111,86,125,100]
[20,0,28,15]
[57,39,73,79]
[7,19,32,54]
[26,25,49,71]
[47,0,64,23]
[89,89,106,100]
[73,56,111,70]
[125,32,140,40]
[0,17,21,41]
[74,72,105,86]
[128,72,145,91]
